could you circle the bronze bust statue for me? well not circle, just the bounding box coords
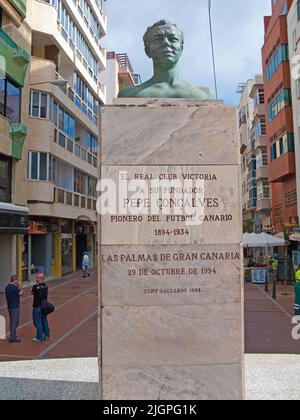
[119,20,214,99]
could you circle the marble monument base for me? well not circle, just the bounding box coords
[98,99,244,400]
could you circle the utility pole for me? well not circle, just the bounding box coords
[208,0,218,99]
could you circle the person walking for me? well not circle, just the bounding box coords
[32,273,50,343]
[295,265,300,316]
[82,252,90,278]
[5,275,23,343]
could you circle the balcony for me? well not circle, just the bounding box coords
[253,104,265,119]
[269,152,296,183]
[256,166,268,180]
[28,185,97,222]
[28,181,54,203]
[253,136,267,152]
[64,0,106,71]
[54,130,97,170]
[247,170,257,181]
[117,53,136,86]
[90,0,108,34]
[56,71,104,127]
[256,199,271,212]
[54,188,97,221]
[30,0,103,99]
[30,57,99,134]
[247,199,257,210]
[27,118,98,177]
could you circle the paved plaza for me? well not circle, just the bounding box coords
[0,272,300,399]
[0,355,299,400]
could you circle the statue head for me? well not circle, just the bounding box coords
[143,20,184,70]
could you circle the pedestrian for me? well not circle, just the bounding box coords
[82,252,90,278]
[295,265,300,316]
[5,275,23,343]
[32,273,50,343]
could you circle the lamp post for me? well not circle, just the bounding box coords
[30,79,68,87]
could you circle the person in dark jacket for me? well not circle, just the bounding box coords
[31,273,50,343]
[5,275,23,343]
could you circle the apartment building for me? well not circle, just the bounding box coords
[250,77,272,233]
[102,51,141,104]
[23,0,107,280]
[0,0,30,290]
[288,0,300,228]
[262,0,297,234]
[238,77,272,233]
[239,79,255,231]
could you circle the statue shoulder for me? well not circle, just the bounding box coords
[118,86,139,98]
[197,86,215,100]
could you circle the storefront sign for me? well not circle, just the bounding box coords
[29,221,47,235]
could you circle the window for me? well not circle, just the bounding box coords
[40,93,48,118]
[52,101,75,139]
[28,152,55,182]
[29,91,49,119]
[74,169,86,195]
[0,155,12,203]
[75,73,99,123]
[52,100,58,125]
[268,89,291,122]
[0,78,21,123]
[266,45,289,81]
[87,177,96,197]
[281,1,287,15]
[0,78,5,116]
[270,134,295,161]
[6,79,21,123]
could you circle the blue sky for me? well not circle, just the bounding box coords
[103,0,271,105]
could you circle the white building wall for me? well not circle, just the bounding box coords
[100,58,119,104]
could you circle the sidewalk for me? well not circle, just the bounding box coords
[0,270,97,362]
[245,282,300,354]
[1,272,299,362]
[0,355,299,400]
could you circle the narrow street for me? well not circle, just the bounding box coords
[0,271,97,362]
[245,282,300,354]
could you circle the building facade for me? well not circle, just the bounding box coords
[102,51,141,104]
[262,0,298,234]
[288,0,300,224]
[23,0,107,281]
[238,76,272,233]
[0,0,30,291]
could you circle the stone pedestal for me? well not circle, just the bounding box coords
[98,99,244,400]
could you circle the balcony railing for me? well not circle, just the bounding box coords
[247,199,257,209]
[247,171,257,181]
[54,187,97,211]
[55,72,101,126]
[54,129,97,169]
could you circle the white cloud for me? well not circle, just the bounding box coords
[104,0,271,104]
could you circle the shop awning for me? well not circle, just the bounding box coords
[243,232,285,248]
[0,203,29,234]
[290,233,300,242]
